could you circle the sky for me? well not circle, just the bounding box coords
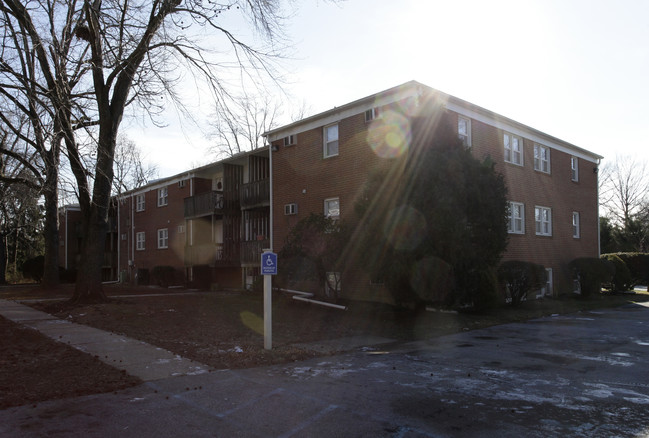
[125,0,649,177]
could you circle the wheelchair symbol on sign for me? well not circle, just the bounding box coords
[261,251,277,275]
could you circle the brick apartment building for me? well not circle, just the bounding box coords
[59,149,270,289]
[59,81,602,302]
[265,81,602,302]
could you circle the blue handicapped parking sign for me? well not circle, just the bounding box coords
[260,252,278,275]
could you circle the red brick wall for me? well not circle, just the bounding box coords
[272,102,599,296]
[117,180,190,280]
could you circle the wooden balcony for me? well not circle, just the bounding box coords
[184,191,224,218]
[240,239,270,266]
[240,179,270,209]
[184,243,240,267]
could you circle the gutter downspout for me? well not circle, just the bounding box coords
[131,194,135,280]
[117,199,121,280]
[64,208,68,270]
[597,158,601,256]
[268,140,274,252]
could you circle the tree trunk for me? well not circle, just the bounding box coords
[72,205,108,303]
[0,233,7,285]
[41,163,60,289]
[71,131,116,304]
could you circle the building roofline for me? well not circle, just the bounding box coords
[117,146,269,198]
[264,80,603,162]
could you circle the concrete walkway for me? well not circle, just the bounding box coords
[0,299,210,381]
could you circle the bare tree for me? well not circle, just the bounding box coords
[112,134,158,195]
[1,0,290,302]
[209,93,282,158]
[600,155,649,227]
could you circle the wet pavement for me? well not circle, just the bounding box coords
[1,300,649,437]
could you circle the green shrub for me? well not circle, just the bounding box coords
[497,261,546,306]
[471,267,500,310]
[409,256,454,304]
[569,257,613,298]
[600,254,633,292]
[152,265,176,287]
[21,255,44,282]
[614,253,649,284]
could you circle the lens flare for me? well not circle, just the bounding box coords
[382,205,427,251]
[367,109,411,159]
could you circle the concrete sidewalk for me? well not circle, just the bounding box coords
[0,299,210,381]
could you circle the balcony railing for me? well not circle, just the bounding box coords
[184,191,224,218]
[240,239,270,265]
[184,243,240,267]
[240,179,270,209]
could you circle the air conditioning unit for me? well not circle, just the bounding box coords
[284,203,297,215]
[213,177,223,191]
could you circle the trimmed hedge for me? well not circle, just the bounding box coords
[609,253,649,285]
[600,254,633,292]
[497,261,546,306]
[569,257,614,298]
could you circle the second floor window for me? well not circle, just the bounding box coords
[324,124,339,158]
[508,201,525,234]
[135,194,145,211]
[504,132,523,166]
[158,187,168,207]
[458,116,471,147]
[534,144,550,173]
[535,206,552,236]
[573,212,580,238]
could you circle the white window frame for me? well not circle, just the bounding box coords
[157,228,169,249]
[458,116,472,147]
[324,197,340,219]
[135,194,145,212]
[572,212,580,238]
[504,132,523,166]
[325,271,341,297]
[136,232,145,251]
[507,201,525,234]
[324,124,339,158]
[177,224,186,234]
[571,156,579,181]
[284,135,295,146]
[535,206,552,236]
[539,268,553,298]
[365,108,379,123]
[534,144,551,173]
[157,187,168,207]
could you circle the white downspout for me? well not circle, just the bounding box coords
[131,194,135,277]
[117,200,120,280]
[597,158,601,256]
[268,140,274,251]
[64,208,68,270]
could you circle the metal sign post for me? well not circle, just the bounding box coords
[261,250,277,350]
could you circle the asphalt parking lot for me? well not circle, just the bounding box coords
[2,303,649,437]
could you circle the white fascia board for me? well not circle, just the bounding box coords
[446,101,602,164]
[265,82,423,142]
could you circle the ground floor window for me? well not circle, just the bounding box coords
[325,272,341,297]
[158,228,168,249]
[136,232,145,250]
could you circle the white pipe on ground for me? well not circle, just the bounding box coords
[276,288,347,310]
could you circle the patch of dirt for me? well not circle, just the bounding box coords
[2,283,647,410]
[0,316,140,410]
